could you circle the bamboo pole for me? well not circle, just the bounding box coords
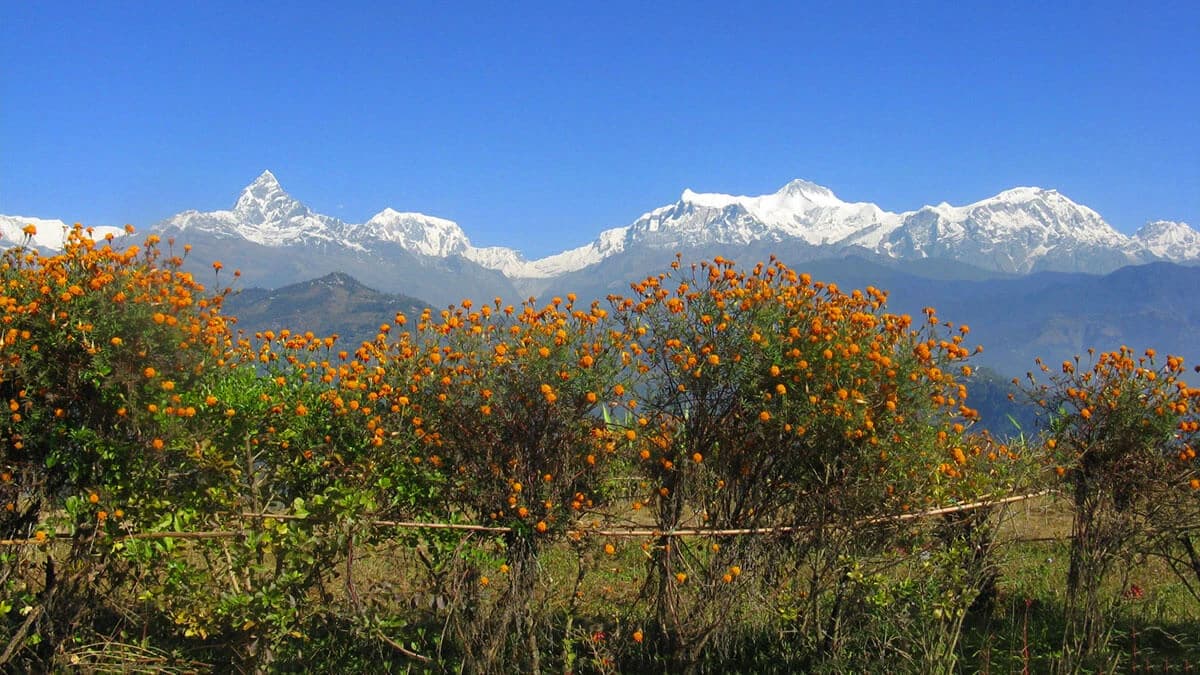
[0,488,1055,546]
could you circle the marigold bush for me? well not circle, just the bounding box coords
[612,255,1019,668]
[0,226,236,667]
[1026,347,1200,666]
[365,295,633,671]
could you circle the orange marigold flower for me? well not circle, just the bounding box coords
[758,410,771,422]
[152,438,165,450]
[143,367,157,378]
[34,530,46,542]
[604,543,616,555]
[212,261,224,271]
[632,630,644,643]
[88,493,99,504]
[535,520,548,533]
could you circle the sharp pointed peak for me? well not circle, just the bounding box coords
[245,169,283,191]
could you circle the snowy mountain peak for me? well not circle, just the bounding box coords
[252,169,279,187]
[1136,219,1195,238]
[233,170,308,224]
[777,178,839,201]
[992,186,1056,201]
[358,208,472,257]
[1133,220,1200,261]
[678,188,739,209]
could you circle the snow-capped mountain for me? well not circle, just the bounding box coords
[880,187,1151,273]
[164,170,356,248]
[516,181,1171,276]
[6,171,1196,283]
[1133,220,1200,262]
[0,215,125,250]
[355,208,472,257]
[150,172,1180,278]
[629,179,901,249]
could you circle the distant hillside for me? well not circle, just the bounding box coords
[223,272,430,348]
[220,260,1198,435]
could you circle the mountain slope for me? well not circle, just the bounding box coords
[224,272,430,348]
[1133,220,1200,262]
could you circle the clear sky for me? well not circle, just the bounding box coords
[2,1,1197,257]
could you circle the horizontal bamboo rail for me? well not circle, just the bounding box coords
[0,489,1055,547]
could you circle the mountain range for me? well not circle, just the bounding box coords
[153,171,1199,284]
[3,171,1198,378]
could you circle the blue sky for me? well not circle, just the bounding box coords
[2,1,1197,257]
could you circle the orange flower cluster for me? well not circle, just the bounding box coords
[0,224,238,537]
[616,255,985,513]
[1034,347,1199,490]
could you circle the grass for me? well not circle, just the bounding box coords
[8,494,1198,672]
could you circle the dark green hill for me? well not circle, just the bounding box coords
[223,272,430,348]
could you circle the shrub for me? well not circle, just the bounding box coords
[613,256,1012,670]
[1026,348,1200,666]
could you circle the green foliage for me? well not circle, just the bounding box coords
[0,234,1195,671]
